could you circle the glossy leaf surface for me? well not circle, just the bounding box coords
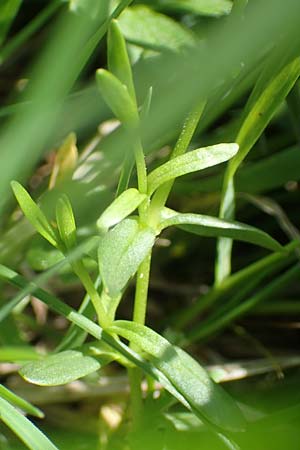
[109,320,246,432]
[20,350,100,386]
[97,188,146,232]
[147,143,238,195]
[98,218,156,297]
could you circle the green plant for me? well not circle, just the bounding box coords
[1,1,300,450]
[1,18,286,450]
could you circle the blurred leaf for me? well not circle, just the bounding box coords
[26,242,64,271]
[69,0,109,19]
[0,384,43,418]
[0,0,22,46]
[97,188,146,232]
[109,320,246,432]
[56,195,77,250]
[0,346,40,362]
[155,0,232,17]
[160,209,282,252]
[0,395,58,450]
[11,181,59,248]
[147,143,238,195]
[96,68,138,125]
[98,218,156,297]
[20,350,101,386]
[241,193,300,242]
[230,57,300,177]
[215,56,300,284]
[49,133,78,189]
[188,264,300,342]
[108,19,136,100]
[119,5,196,52]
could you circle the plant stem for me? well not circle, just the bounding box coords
[149,101,205,226]
[129,250,152,425]
[133,252,152,325]
[74,264,109,328]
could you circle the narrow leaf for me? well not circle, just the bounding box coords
[0,0,23,45]
[0,263,244,434]
[108,19,136,100]
[96,69,138,126]
[97,188,146,232]
[0,396,58,450]
[20,350,101,386]
[11,181,59,248]
[230,57,300,177]
[109,320,246,432]
[159,210,282,252]
[0,384,43,418]
[216,56,300,285]
[56,194,77,250]
[147,143,238,195]
[98,218,156,297]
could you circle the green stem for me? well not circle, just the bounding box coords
[74,264,109,328]
[133,253,152,325]
[149,102,205,226]
[129,252,152,425]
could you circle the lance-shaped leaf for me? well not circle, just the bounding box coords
[0,396,58,450]
[108,19,136,100]
[230,57,300,178]
[0,384,43,418]
[11,181,59,248]
[147,143,238,195]
[0,264,245,434]
[108,320,246,432]
[159,209,282,252]
[20,350,101,386]
[96,69,138,126]
[98,218,156,297]
[56,194,77,250]
[97,188,147,232]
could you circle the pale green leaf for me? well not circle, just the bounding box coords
[0,396,58,450]
[155,0,232,17]
[56,194,77,250]
[98,218,156,297]
[96,68,138,126]
[97,188,147,232]
[119,5,196,52]
[159,209,282,252]
[147,143,238,195]
[20,350,100,386]
[109,320,246,432]
[11,181,59,248]
[108,19,136,100]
